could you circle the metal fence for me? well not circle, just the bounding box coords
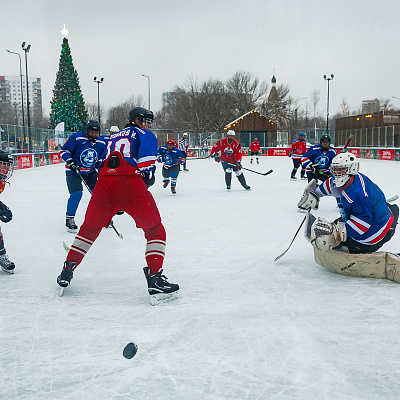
[335,126,400,148]
[0,124,73,153]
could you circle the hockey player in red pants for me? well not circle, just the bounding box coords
[57,107,179,305]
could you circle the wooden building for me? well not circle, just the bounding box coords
[224,110,277,147]
[335,111,400,147]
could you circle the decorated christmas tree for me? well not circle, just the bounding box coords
[49,28,88,132]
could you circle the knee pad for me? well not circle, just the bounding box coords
[235,170,242,177]
[225,168,233,174]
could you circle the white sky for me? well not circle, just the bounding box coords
[2,0,400,118]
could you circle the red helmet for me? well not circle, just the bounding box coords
[166,139,175,145]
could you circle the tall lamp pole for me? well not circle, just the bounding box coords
[21,42,31,151]
[6,50,25,126]
[93,77,104,123]
[323,74,334,133]
[142,74,150,110]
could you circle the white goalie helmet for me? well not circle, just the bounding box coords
[330,152,359,187]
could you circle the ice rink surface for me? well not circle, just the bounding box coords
[1,155,400,399]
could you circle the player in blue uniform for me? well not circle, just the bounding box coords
[158,139,185,194]
[60,120,107,233]
[298,152,399,253]
[301,134,337,182]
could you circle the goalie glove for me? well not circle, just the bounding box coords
[310,218,347,251]
[297,179,320,211]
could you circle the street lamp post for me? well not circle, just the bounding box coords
[142,74,150,110]
[93,77,104,123]
[6,50,25,126]
[12,102,18,125]
[21,42,31,151]
[323,74,334,133]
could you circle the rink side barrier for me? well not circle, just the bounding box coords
[12,152,62,171]
[187,147,400,161]
[10,147,400,171]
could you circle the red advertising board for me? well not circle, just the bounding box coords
[378,149,394,160]
[347,148,361,158]
[17,155,33,169]
[267,148,291,156]
[50,153,62,164]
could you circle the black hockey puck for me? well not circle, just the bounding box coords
[123,342,138,359]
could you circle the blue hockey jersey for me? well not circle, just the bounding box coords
[316,173,394,246]
[61,132,108,175]
[157,146,185,168]
[105,126,158,172]
[301,145,337,174]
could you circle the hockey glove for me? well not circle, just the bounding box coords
[66,158,79,173]
[288,151,292,157]
[142,165,156,188]
[211,153,220,162]
[235,161,242,170]
[310,218,347,251]
[311,163,321,175]
[0,201,12,223]
[297,180,321,211]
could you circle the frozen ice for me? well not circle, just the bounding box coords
[1,156,400,399]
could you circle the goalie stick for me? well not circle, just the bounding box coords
[76,171,123,239]
[274,213,309,262]
[226,162,273,176]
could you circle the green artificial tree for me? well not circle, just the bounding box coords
[49,37,88,132]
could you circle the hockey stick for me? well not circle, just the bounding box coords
[227,162,273,176]
[341,134,354,153]
[274,213,308,262]
[76,170,123,239]
[387,195,399,203]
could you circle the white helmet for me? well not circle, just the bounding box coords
[183,132,188,137]
[330,153,359,187]
[227,130,235,136]
[110,126,119,133]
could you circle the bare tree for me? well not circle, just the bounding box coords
[338,97,351,117]
[106,95,145,130]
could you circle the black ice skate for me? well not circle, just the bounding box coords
[183,167,189,171]
[66,216,78,233]
[243,185,251,190]
[143,267,179,305]
[57,261,76,295]
[163,180,169,188]
[171,187,176,195]
[0,253,15,274]
[290,176,297,180]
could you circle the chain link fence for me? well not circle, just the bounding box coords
[0,124,73,153]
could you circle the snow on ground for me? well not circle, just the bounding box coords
[1,155,400,399]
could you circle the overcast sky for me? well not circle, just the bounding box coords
[2,0,399,121]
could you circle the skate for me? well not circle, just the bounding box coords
[0,253,15,274]
[143,267,179,305]
[243,185,251,190]
[250,159,253,164]
[57,261,76,295]
[290,176,297,180]
[301,175,307,180]
[227,185,231,190]
[257,160,259,164]
[171,186,176,195]
[66,216,78,233]
[183,167,189,171]
[163,180,169,188]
